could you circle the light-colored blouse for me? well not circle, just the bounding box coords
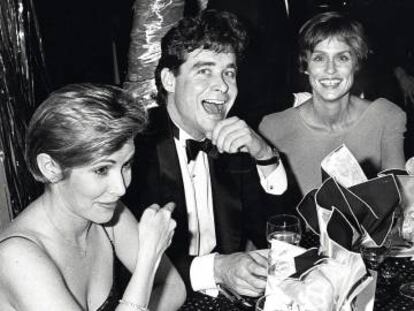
[259,98,406,194]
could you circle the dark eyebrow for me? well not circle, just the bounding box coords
[192,61,237,70]
[312,48,352,54]
[192,61,215,69]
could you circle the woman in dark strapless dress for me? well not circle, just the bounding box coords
[0,84,186,311]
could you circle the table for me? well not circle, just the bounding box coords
[179,257,414,310]
[179,292,254,311]
[374,257,414,311]
[178,232,414,311]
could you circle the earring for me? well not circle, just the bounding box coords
[49,175,60,183]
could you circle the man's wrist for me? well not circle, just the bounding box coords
[213,253,225,285]
[190,253,218,292]
[255,146,280,166]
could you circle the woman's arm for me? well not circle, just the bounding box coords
[112,202,186,311]
[149,254,187,310]
[381,103,407,170]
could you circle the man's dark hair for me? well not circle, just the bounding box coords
[155,9,248,105]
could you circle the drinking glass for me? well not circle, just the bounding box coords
[360,245,388,271]
[266,214,302,246]
[266,215,302,278]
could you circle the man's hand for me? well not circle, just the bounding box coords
[214,250,268,297]
[207,116,274,161]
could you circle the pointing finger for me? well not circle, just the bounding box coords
[163,202,176,213]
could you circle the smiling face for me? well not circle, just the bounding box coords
[57,140,135,224]
[164,49,238,139]
[306,37,357,103]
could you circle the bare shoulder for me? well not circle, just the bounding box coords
[0,235,82,310]
[0,235,56,279]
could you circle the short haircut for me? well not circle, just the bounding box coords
[154,9,248,105]
[25,83,147,183]
[298,11,369,73]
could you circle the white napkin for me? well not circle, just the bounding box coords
[265,239,372,311]
[321,144,367,188]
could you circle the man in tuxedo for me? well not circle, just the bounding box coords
[123,10,287,297]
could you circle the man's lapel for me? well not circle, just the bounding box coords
[155,112,189,232]
[209,155,243,253]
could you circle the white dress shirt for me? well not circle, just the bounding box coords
[173,126,287,295]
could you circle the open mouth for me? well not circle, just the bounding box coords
[202,99,226,115]
[319,78,341,88]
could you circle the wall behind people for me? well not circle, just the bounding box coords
[35,0,134,91]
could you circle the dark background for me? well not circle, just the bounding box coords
[34,0,414,157]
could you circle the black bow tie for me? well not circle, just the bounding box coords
[186,139,218,163]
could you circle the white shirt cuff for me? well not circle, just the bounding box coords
[257,161,287,195]
[190,253,219,297]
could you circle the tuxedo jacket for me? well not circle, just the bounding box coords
[122,107,269,291]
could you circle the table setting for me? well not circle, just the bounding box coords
[179,145,414,311]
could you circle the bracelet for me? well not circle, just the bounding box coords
[118,299,149,311]
[255,147,280,166]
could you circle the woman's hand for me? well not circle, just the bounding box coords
[137,202,176,260]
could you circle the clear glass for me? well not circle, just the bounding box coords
[266,214,302,246]
[360,245,388,271]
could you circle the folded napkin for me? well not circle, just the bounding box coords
[299,145,400,249]
[265,145,399,310]
[298,174,400,251]
[265,241,372,311]
[266,241,334,311]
